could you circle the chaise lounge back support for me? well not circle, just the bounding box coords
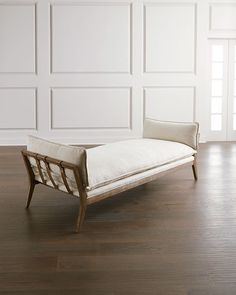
[22,119,199,232]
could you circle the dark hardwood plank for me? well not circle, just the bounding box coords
[1,143,236,294]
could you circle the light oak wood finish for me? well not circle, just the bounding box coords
[192,154,198,181]
[22,150,88,232]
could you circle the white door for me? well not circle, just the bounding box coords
[208,40,236,141]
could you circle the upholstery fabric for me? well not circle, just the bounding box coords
[143,118,199,149]
[33,156,194,199]
[86,138,196,190]
[27,136,88,187]
[27,136,196,193]
[87,156,194,198]
[33,167,80,197]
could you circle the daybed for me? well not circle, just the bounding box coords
[22,119,199,232]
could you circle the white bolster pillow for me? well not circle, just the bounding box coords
[143,119,199,150]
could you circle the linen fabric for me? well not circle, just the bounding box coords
[27,136,196,193]
[86,138,195,190]
[27,135,88,187]
[33,156,194,198]
[143,118,199,149]
[87,156,194,198]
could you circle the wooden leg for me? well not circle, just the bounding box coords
[75,200,87,233]
[192,159,198,181]
[26,182,35,208]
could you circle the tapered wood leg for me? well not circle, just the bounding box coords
[75,200,87,233]
[26,183,35,208]
[192,157,198,181]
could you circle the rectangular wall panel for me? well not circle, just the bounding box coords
[51,3,131,73]
[210,4,236,31]
[144,87,195,122]
[0,4,35,73]
[0,88,36,129]
[0,1,211,144]
[51,88,131,129]
[144,3,196,73]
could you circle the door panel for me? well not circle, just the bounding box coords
[209,40,236,141]
[208,40,228,141]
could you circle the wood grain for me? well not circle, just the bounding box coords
[1,143,236,294]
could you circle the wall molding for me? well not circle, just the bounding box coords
[143,2,197,74]
[0,0,217,144]
[209,3,236,32]
[50,2,132,74]
[50,86,133,130]
[0,87,37,130]
[0,3,37,74]
[143,86,196,122]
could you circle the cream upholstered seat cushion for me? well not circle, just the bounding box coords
[87,156,194,198]
[33,155,194,199]
[27,135,196,193]
[86,138,196,190]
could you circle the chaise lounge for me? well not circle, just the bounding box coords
[22,119,199,232]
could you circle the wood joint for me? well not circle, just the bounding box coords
[59,162,73,194]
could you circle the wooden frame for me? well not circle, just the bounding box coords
[22,150,197,233]
[22,150,88,232]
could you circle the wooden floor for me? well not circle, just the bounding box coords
[1,143,236,294]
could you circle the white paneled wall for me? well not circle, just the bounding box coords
[51,3,131,73]
[0,0,235,145]
[51,88,131,129]
[0,4,36,73]
[210,4,236,31]
[0,88,36,129]
[144,87,195,122]
[144,3,196,73]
